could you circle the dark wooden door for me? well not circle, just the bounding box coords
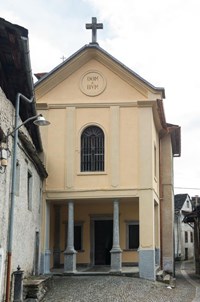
[94,220,113,265]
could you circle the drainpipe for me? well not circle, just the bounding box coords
[159,137,163,269]
[21,36,43,152]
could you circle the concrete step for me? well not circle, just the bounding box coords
[23,276,53,302]
[156,270,176,287]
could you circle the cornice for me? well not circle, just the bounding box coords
[36,100,157,110]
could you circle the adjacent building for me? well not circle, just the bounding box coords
[35,19,181,281]
[0,18,47,301]
[174,194,194,260]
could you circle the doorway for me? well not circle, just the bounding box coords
[94,220,113,265]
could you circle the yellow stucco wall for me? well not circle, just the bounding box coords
[36,53,166,265]
[36,58,161,197]
[49,200,139,265]
[36,59,147,104]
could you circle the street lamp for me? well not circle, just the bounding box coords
[5,93,50,302]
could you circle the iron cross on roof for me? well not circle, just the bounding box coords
[86,17,103,44]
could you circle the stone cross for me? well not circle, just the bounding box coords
[60,55,66,62]
[86,17,103,44]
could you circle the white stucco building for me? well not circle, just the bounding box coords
[174,194,194,260]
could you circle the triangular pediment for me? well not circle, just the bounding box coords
[35,44,164,103]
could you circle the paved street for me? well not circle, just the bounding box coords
[42,261,200,302]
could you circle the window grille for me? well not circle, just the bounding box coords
[81,126,104,172]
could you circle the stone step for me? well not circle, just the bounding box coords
[156,270,176,287]
[23,276,53,302]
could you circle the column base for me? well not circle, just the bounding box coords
[155,248,160,266]
[139,249,155,280]
[64,250,77,273]
[110,248,122,272]
[163,256,173,273]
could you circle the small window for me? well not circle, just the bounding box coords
[81,126,104,172]
[154,145,157,178]
[185,231,188,243]
[27,170,33,211]
[74,225,82,251]
[126,222,139,250]
[190,232,193,243]
[15,161,20,196]
[186,199,190,208]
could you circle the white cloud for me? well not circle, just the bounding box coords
[1,0,200,196]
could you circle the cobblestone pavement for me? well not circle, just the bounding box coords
[42,262,198,302]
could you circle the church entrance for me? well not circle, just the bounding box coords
[94,220,113,265]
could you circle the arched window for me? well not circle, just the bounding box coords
[81,126,104,172]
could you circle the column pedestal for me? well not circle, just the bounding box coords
[44,249,51,274]
[110,249,122,273]
[64,249,77,273]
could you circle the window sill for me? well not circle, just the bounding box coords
[123,249,138,252]
[77,172,107,176]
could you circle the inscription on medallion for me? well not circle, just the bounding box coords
[80,71,106,96]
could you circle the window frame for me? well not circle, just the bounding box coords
[154,144,157,179]
[190,231,193,243]
[126,221,139,250]
[185,231,188,243]
[27,170,33,211]
[80,125,105,173]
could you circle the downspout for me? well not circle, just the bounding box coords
[159,137,163,269]
[21,36,43,152]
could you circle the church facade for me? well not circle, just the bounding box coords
[35,22,181,280]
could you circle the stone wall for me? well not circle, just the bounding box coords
[0,88,43,301]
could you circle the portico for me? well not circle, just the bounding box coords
[35,17,180,281]
[42,197,140,275]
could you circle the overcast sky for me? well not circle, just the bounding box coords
[2,0,200,197]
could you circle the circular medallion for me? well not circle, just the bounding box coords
[80,71,106,96]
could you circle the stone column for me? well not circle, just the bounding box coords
[44,202,51,274]
[53,205,61,268]
[110,199,122,272]
[64,201,77,273]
